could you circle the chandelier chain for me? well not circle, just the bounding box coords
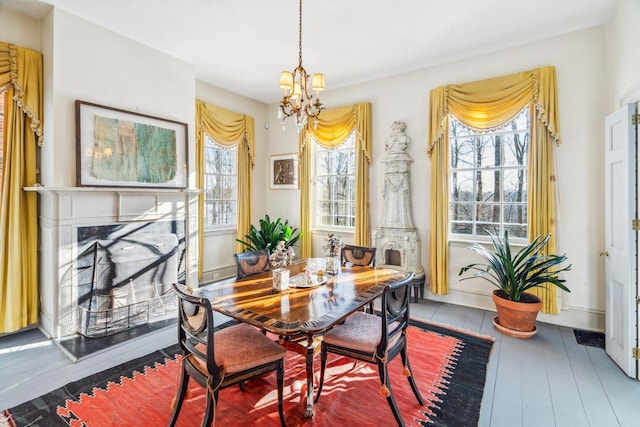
[298,0,303,68]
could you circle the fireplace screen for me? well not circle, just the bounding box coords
[75,221,185,338]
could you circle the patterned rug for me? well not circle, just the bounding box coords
[2,320,494,427]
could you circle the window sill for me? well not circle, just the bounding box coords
[205,227,237,237]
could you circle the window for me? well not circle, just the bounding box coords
[313,132,356,229]
[203,134,237,228]
[449,105,529,240]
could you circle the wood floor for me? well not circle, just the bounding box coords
[2,299,640,426]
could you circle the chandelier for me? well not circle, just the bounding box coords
[277,0,325,132]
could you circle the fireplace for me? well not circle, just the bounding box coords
[31,187,198,343]
[75,221,185,337]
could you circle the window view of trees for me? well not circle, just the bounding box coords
[203,134,237,228]
[449,105,529,239]
[313,132,356,228]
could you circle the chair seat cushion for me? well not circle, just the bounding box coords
[195,323,286,374]
[322,311,401,353]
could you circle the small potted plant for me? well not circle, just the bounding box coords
[458,231,571,338]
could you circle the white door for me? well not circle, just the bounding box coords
[604,103,638,378]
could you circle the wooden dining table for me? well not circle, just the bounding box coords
[194,258,409,417]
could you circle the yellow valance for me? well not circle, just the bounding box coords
[428,66,560,154]
[0,41,43,147]
[196,99,255,167]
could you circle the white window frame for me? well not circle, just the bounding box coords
[203,134,238,231]
[448,105,530,244]
[312,132,356,233]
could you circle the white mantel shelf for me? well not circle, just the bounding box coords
[23,186,202,194]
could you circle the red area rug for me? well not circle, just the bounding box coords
[3,320,494,426]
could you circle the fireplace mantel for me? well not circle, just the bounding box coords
[33,185,199,340]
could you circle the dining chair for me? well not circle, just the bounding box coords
[341,244,377,313]
[314,273,423,427]
[169,283,287,427]
[341,244,376,267]
[234,248,271,279]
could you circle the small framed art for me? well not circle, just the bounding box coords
[270,153,299,189]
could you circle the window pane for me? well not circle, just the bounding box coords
[449,203,473,222]
[316,177,330,201]
[450,170,474,202]
[504,223,527,239]
[451,136,475,169]
[221,149,235,174]
[503,204,527,227]
[451,222,472,235]
[477,223,499,236]
[334,176,348,200]
[476,170,499,203]
[222,176,236,200]
[503,132,528,167]
[476,203,501,224]
[503,169,527,202]
[479,134,500,168]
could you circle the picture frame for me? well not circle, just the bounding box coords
[75,100,188,189]
[270,153,299,189]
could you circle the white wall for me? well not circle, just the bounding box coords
[0,6,42,50]
[267,27,607,330]
[195,81,269,280]
[606,0,640,109]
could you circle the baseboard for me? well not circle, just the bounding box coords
[200,265,236,284]
[425,288,604,331]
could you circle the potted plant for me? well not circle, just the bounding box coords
[458,231,571,338]
[236,214,301,253]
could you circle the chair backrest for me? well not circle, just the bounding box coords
[234,249,271,279]
[376,273,414,355]
[172,283,221,380]
[341,244,376,267]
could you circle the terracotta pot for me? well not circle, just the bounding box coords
[492,290,542,334]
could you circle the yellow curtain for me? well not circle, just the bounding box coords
[428,66,561,313]
[299,102,372,257]
[195,100,255,278]
[0,42,42,333]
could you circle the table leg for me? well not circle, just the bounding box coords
[304,335,315,418]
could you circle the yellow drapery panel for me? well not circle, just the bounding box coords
[0,42,42,333]
[195,100,255,278]
[428,66,561,313]
[299,102,371,257]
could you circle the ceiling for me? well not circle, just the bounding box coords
[3,0,617,103]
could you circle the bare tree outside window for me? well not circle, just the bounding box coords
[313,132,355,229]
[204,134,237,228]
[449,106,529,240]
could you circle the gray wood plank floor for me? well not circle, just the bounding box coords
[2,300,640,426]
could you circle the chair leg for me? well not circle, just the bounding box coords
[401,346,424,405]
[276,359,286,427]
[314,345,328,403]
[201,382,217,427]
[168,366,190,427]
[377,362,405,427]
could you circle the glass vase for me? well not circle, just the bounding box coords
[325,255,339,275]
[272,267,289,292]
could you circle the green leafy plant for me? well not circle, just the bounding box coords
[458,231,571,302]
[236,214,301,252]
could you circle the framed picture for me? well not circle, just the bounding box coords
[75,100,188,188]
[270,153,298,189]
